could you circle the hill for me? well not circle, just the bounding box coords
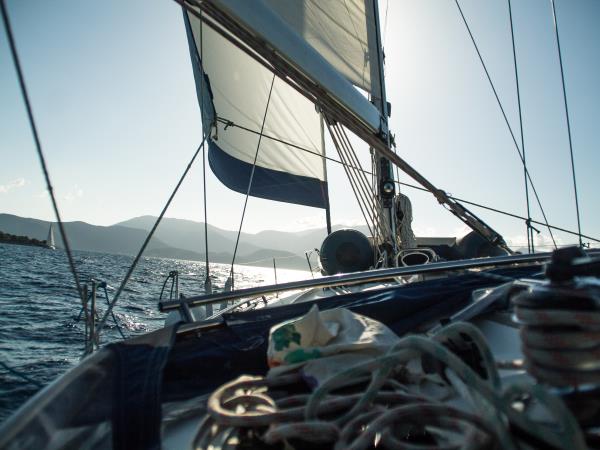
[116,215,262,257]
[0,214,313,269]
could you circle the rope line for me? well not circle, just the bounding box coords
[328,123,379,235]
[328,120,379,238]
[193,322,586,449]
[199,12,211,284]
[454,0,557,250]
[1,0,84,303]
[340,125,392,249]
[336,123,391,240]
[507,0,533,253]
[234,254,300,266]
[215,117,598,244]
[74,282,127,341]
[550,0,583,248]
[228,75,277,288]
[96,136,207,341]
[328,123,373,238]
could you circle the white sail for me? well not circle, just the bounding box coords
[46,224,56,250]
[185,9,330,208]
[188,0,382,133]
[262,0,382,101]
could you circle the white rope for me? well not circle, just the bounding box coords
[396,193,417,249]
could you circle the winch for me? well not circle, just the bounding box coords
[513,246,600,426]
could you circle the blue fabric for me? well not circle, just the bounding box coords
[208,139,329,208]
[109,324,180,450]
[163,265,542,401]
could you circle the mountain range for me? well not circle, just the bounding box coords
[0,213,358,270]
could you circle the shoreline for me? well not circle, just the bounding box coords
[0,231,50,249]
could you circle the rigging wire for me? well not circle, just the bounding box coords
[507,0,533,254]
[326,120,375,238]
[228,74,277,289]
[453,0,557,250]
[337,122,393,241]
[216,117,599,245]
[196,10,211,290]
[1,0,84,303]
[201,140,211,287]
[96,136,207,341]
[445,192,598,244]
[0,361,43,389]
[334,122,385,234]
[550,0,583,248]
[328,119,394,250]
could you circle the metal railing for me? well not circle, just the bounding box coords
[160,250,600,314]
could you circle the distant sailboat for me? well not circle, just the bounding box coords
[45,224,55,250]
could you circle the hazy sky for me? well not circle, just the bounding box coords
[1,0,598,250]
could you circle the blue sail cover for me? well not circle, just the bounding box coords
[184,10,329,208]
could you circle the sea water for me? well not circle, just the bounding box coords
[0,243,310,421]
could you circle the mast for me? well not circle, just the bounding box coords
[320,113,332,235]
[371,0,397,263]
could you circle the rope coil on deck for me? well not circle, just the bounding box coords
[190,322,587,449]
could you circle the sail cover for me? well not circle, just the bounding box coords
[184,9,330,208]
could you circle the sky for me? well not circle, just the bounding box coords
[1,0,599,250]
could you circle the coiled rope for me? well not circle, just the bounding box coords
[395,193,417,249]
[190,322,586,449]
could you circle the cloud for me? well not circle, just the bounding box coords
[0,177,26,194]
[64,185,84,202]
[452,225,472,239]
[290,215,326,231]
[413,225,438,237]
[505,232,566,252]
[337,217,366,228]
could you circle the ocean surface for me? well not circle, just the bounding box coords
[0,243,310,422]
